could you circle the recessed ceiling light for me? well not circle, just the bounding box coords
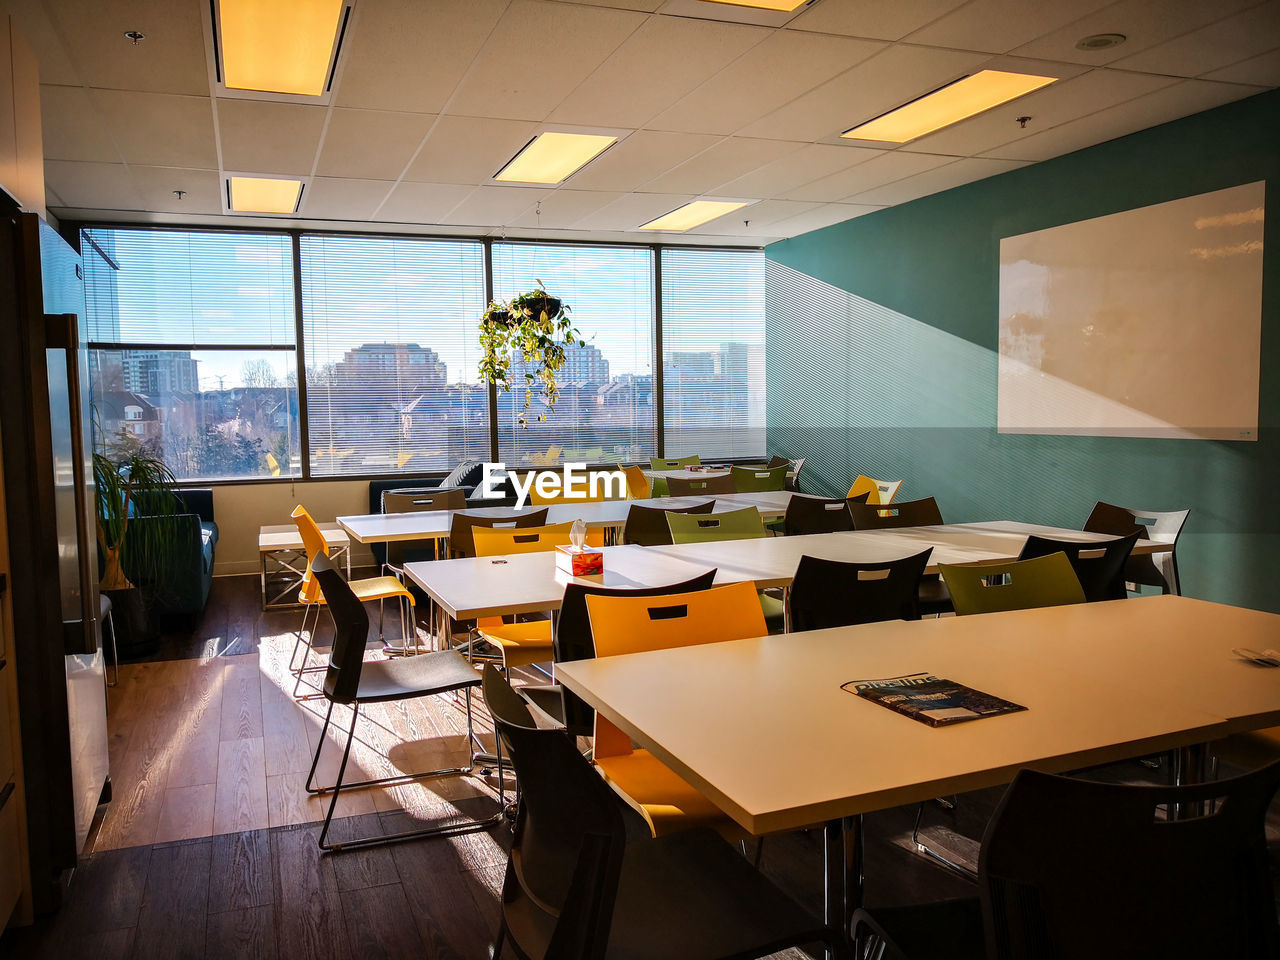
[493,132,618,185]
[842,70,1058,143]
[639,200,751,232]
[218,0,346,96]
[229,177,303,214]
[1075,32,1127,51]
[124,30,145,45]
[698,0,811,10]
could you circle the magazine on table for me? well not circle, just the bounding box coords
[840,672,1027,727]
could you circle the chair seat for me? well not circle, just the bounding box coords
[350,575,417,604]
[918,574,953,615]
[477,620,554,668]
[354,650,479,703]
[759,590,786,623]
[851,898,984,960]
[597,750,745,841]
[519,683,567,725]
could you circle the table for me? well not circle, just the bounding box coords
[556,595,1280,949]
[258,523,351,609]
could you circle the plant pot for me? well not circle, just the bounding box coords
[521,297,561,320]
[486,309,515,326]
[104,587,161,660]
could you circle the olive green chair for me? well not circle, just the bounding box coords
[650,455,700,470]
[938,552,1086,616]
[730,464,788,493]
[667,507,783,626]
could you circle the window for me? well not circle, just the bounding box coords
[660,248,765,460]
[83,228,300,480]
[300,235,489,476]
[492,243,654,466]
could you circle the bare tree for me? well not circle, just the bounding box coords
[241,358,280,389]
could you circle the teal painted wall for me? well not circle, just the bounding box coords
[765,88,1279,612]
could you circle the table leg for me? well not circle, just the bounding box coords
[1172,742,1209,819]
[824,814,863,959]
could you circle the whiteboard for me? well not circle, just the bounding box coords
[998,181,1264,441]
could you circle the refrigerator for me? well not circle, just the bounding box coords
[0,197,109,913]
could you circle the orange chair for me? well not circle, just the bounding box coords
[289,505,417,699]
[623,464,651,500]
[584,581,766,840]
[847,475,902,505]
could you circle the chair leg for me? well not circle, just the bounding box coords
[291,604,328,700]
[910,801,977,881]
[103,608,119,687]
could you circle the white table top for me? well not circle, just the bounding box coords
[337,491,795,544]
[258,522,349,551]
[558,595,1280,835]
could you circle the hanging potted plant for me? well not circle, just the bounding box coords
[479,281,581,427]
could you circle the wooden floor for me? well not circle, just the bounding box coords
[4,574,1279,958]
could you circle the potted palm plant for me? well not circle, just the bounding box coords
[479,281,581,427]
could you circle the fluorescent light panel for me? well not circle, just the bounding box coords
[230,177,303,214]
[219,0,345,96]
[640,200,750,232]
[699,0,811,10]
[494,132,617,185]
[843,70,1057,143]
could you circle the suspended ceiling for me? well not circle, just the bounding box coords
[8,0,1279,245]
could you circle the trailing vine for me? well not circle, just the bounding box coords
[478,281,581,427]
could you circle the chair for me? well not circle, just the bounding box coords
[301,553,501,852]
[650,455,700,469]
[124,488,218,620]
[1017,531,1140,603]
[731,464,788,493]
[623,464,651,500]
[848,496,943,530]
[585,581,767,839]
[381,487,465,573]
[852,761,1280,960]
[472,521,603,557]
[847,475,902,505]
[289,505,418,699]
[667,473,737,496]
[787,550,932,631]
[782,495,853,536]
[482,666,833,960]
[621,500,715,546]
[939,552,1086,616]
[787,457,805,492]
[1084,501,1190,595]
[667,505,765,544]
[448,508,549,558]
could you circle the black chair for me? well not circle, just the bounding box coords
[783,495,854,536]
[768,454,806,492]
[787,550,931,631]
[448,508,549,558]
[381,487,466,571]
[483,666,835,960]
[848,497,950,615]
[304,553,502,851]
[521,570,719,736]
[621,500,715,546]
[668,473,737,496]
[1017,531,1140,602]
[1084,501,1190,595]
[853,760,1280,960]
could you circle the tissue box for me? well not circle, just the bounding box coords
[556,545,604,577]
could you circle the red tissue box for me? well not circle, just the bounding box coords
[556,545,604,577]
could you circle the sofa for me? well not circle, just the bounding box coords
[125,488,218,622]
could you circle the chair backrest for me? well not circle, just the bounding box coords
[939,552,1086,615]
[482,665,625,960]
[667,473,737,497]
[1083,501,1190,593]
[788,550,932,630]
[448,508,549,558]
[667,505,764,543]
[979,762,1280,960]
[650,455,700,470]
[730,464,788,492]
[553,569,719,734]
[473,521,591,557]
[848,496,944,530]
[585,581,766,759]
[621,500,715,546]
[381,487,466,568]
[291,505,330,604]
[766,455,790,469]
[1017,532,1139,603]
[783,495,854,536]
[623,465,650,500]
[847,475,902,505]
[310,553,368,705]
[788,457,805,492]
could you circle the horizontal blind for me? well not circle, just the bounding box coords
[660,248,766,459]
[491,242,654,466]
[300,235,489,477]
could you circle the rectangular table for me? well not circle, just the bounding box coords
[556,595,1280,947]
[258,522,351,609]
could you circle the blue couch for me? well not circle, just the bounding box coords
[126,488,218,621]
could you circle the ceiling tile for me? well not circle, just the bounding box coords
[765,202,885,239]
[91,90,217,168]
[573,191,695,230]
[904,0,1116,54]
[316,109,435,180]
[129,165,223,214]
[380,181,476,223]
[905,67,1176,156]
[695,198,822,234]
[403,115,539,184]
[1110,2,1280,77]
[44,160,142,209]
[714,143,881,198]
[217,99,327,175]
[335,0,506,113]
[5,0,80,84]
[44,0,209,95]
[1203,48,1280,85]
[509,189,625,228]
[641,137,803,193]
[302,178,394,220]
[439,185,548,227]
[781,150,955,201]
[844,156,1029,205]
[787,0,971,42]
[40,84,120,162]
[650,31,885,136]
[448,0,648,120]
[566,130,720,190]
[1008,0,1269,66]
[550,16,766,128]
[737,43,989,142]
